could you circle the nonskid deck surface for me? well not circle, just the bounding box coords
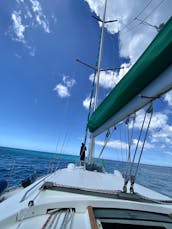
[0,165,172,228]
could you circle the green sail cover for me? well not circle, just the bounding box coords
[88,17,172,133]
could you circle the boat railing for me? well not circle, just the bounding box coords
[20,174,50,202]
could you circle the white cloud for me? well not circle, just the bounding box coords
[163,151,172,157]
[29,47,36,56]
[16,0,24,3]
[30,0,50,33]
[151,124,172,145]
[96,139,128,150]
[54,75,76,98]
[96,137,154,151]
[89,62,131,89]
[150,112,168,130]
[15,53,22,58]
[132,138,154,150]
[127,108,172,149]
[51,14,57,24]
[54,84,70,98]
[89,71,116,89]
[84,0,172,64]
[11,11,26,43]
[63,76,76,88]
[83,62,131,109]
[164,90,172,106]
[133,109,168,130]
[8,0,52,55]
[83,96,95,109]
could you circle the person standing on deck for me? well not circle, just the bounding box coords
[80,143,87,165]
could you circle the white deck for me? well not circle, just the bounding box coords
[0,164,172,228]
[47,165,171,200]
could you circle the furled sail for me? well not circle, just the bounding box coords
[88,17,172,136]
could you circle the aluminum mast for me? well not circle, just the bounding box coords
[88,0,108,164]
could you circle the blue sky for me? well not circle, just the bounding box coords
[0,0,172,166]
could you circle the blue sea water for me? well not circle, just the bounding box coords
[0,146,171,198]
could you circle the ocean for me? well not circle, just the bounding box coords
[0,146,171,198]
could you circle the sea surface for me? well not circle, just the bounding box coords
[0,146,171,198]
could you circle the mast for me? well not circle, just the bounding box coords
[88,0,108,164]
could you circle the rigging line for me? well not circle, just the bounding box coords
[53,81,72,169]
[127,121,131,163]
[98,127,116,159]
[83,71,96,146]
[48,134,60,171]
[133,106,153,183]
[135,0,153,20]
[122,0,166,34]
[59,129,70,155]
[60,89,71,156]
[124,122,129,173]
[138,0,166,22]
[7,160,15,190]
[47,159,53,174]
[128,114,136,161]
[129,0,166,32]
[135,17,162,31]
[129,110,148,181]
[55,140,59,154]
[54,160,60,171]
[81,75,95,164]
[98,129,110,159]
[120,0,153,32]
[82,27,102,145]
[58,86,73,155]
[122,120,131,192]
[54,145,60,171]
[126,118,131,161]
[124,115,135,179]
[58,117,71,156]
[119,125,124,164]
[110,33,116,68]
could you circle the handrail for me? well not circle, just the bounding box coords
[20,175,50,202]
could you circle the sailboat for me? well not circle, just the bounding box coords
[0,0,172,228]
